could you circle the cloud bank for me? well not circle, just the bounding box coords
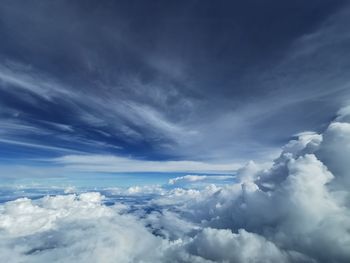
[1,108,350,262]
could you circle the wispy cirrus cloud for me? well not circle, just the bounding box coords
[1,0,350,166]
[52,154,241,173]
[168,174,234,185]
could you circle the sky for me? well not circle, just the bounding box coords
[1,0,350,176]
[2,2,350,263]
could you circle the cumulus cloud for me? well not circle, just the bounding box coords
[0,192,170,263]
[186,228,307,263]
[1,108,350,262]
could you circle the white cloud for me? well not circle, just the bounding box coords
[0,192,170,263]
[2,107,350,262]
[153,109,350,262]
[0,138,84,154]
[52,154,241,173]
[168,174,234,185]
[0,62,76,101]
[186,228,304,263]
[316,121,350,188]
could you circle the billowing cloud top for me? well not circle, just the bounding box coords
[1,106,350,262]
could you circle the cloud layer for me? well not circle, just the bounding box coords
[1,107,350,262]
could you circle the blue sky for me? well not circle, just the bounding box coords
[1,0,350,177]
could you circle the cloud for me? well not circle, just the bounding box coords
[1,2,350,259]
[152,109,350,262]
[0,192,171,263]
[52,154,241,173]
[168,174,234,185]
[1,1,350,164]
[174,115,350,262]
[316,121,350,188]
[186,228,306,263]
[0,138,84,154]
[2,106,350,262]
